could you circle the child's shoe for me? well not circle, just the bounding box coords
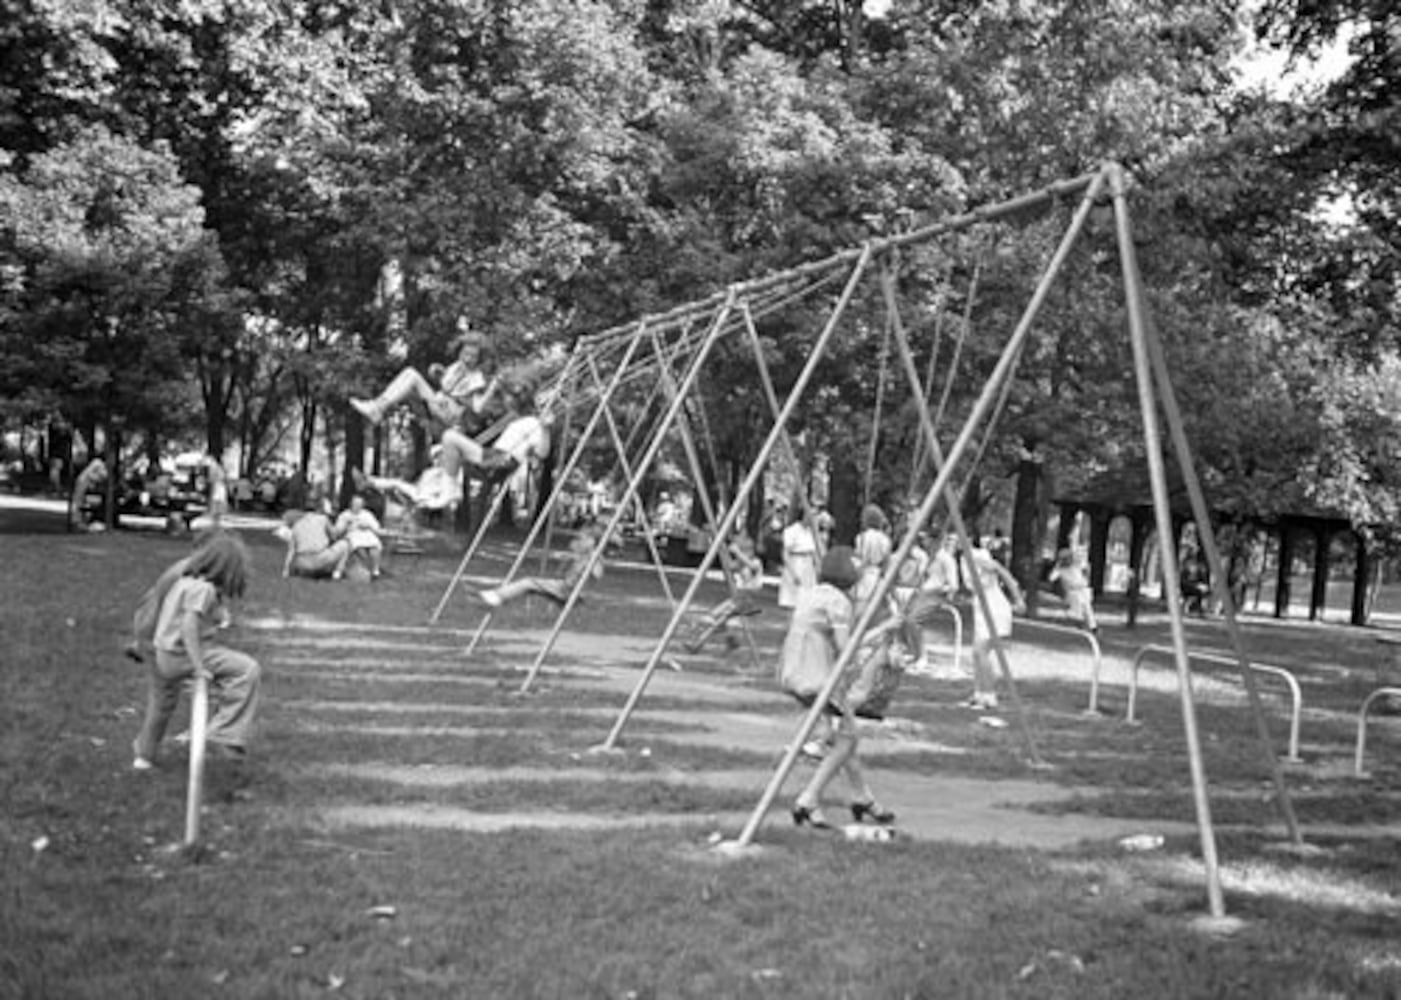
[682,624,706,654]
[132,740,154,771]
[480,589,503,608]
[350,398,384,425]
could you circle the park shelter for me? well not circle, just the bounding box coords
[1054,467,1371,625]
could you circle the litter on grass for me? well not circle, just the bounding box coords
[1119,834,1165,852]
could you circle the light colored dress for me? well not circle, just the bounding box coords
[963,545,1012,641]
[779,521,818,609]
[777,582,852,703]
[853,527,893,612]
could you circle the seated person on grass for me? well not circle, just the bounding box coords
[281,501,353,580]
[479,523,605,608]
[335,493,387,579]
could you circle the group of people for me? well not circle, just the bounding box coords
[276,493,389,581]
[349,316,553,512]
[114,317,1096,845]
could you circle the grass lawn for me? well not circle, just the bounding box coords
[3,512,1400,998]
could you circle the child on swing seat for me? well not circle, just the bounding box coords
[684,533,764,653]
[479,524,604,608]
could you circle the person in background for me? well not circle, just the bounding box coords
[205,455,230,528]
[283,500,353,580]
[69,457,107,531]
[684,533,764,655]
[852,503,893,619]
[479,523,605,608]
[922,529,960,602]
[1180,549,1211,615]
[1049,546,1098,633]
[779,507,819,610]
[352,316,497,430]
[960,535,1025,712]
[335,494,387,579]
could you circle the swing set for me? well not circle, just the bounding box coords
[422,161,1302,926]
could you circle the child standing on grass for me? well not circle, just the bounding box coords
[131,534,261,770]
[779,546,895,830]
[479,524,604,608]
[684,533,764,654]
[1048,547,1098,634]
[960,536,1025,712]
[852,503,894,620]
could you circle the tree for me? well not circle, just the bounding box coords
[0,128,224,471]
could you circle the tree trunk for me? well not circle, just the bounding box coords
[1010,448,1044,614]
[299,398,317,475]
[828,450,860,545]
[340,408,365,510]
[103,425,120,530]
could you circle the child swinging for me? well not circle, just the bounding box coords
[683,533,764,654]
[479,523,605,608]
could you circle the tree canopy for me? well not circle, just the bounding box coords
[2,0,1397,551]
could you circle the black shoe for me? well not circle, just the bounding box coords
[209,742,248,763]
[851,800,896,825]
[791,804,833,830]
[481,449,518,483]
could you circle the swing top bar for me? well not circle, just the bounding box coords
[575,168,1103,351]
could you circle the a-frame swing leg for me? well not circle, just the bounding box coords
[671,345,764,671]
[1140,309,1305,846]
[728,174,1109,849]
[516,295,741,694]
[641,329,756,669]
[878,265,1045,767]
[463,324,649,656]
[1113,183,1303,850]
[738,300,831,558]
[583,352,680,607]
[874,173,1110,769]
[644,328,762,670]
[1108,164,1228,921]
[598,249,877,751]
[535,353,581,578]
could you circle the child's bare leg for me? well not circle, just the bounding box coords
[795,717,857,817]
[352,368,438,425]
[441,427,487,469]
[481,577,569,607]
[442,428,515,478]
[970,641,998,706]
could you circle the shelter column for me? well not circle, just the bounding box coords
[1309,524,1331,621]
[1088,510,1111,597]
[1351,530,1371,627]
[1274,522,1294,619]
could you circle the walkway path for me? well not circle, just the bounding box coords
[247,615,1216,850]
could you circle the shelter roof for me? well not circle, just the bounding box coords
[1053,465,1351,528]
